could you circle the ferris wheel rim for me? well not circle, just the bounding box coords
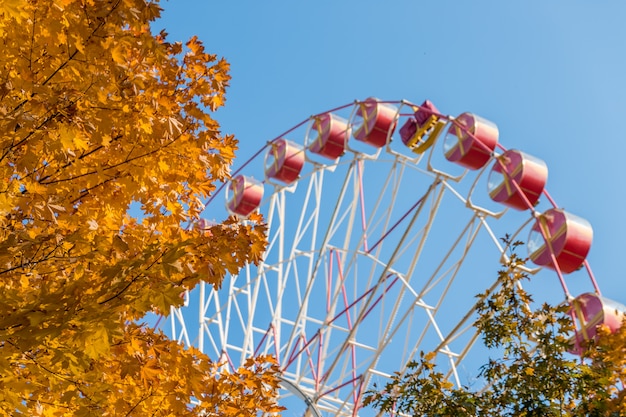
[168,98,602,416]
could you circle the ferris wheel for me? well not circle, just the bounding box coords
[166,98,623,416]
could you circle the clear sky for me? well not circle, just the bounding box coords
[157,0,626,412]
[159,0,626,297]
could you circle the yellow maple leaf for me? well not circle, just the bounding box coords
[58,125,74,150]
[0,0,279,413]
[1,0,29,22]
[84,325,110,359]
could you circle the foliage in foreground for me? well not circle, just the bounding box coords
[364,241,626,416]
[0,0,281,415]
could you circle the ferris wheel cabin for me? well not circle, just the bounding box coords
[220,97,623,366]
[351,97,398,148]
[488,149,548,210]
[569,293,626,355]
[528,208,593,274]
[264,138,305,185]
[308,113,350,160]
[443,112,499,170]
[226,175,264,217]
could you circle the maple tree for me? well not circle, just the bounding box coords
[0,0,282,415]
[364,240,626,416]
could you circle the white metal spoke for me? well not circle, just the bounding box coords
[164,100,599,416]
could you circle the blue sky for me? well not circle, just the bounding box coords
[157,0,626,412]
[159,0,626,298]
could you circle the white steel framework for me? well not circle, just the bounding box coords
[166,100,600,417]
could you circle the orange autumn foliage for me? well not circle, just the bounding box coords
[584,323,626,415]
[0,0,280,415]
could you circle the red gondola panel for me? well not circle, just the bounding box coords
[195,218,215,235]
[569,293,626,355]
[265,138,305,184]
[352,97,397,148]
[309,113,349,159]
[488,150,548,210]
[226,175,264,217]
[528,209,592,273]
[444,112,498,170]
